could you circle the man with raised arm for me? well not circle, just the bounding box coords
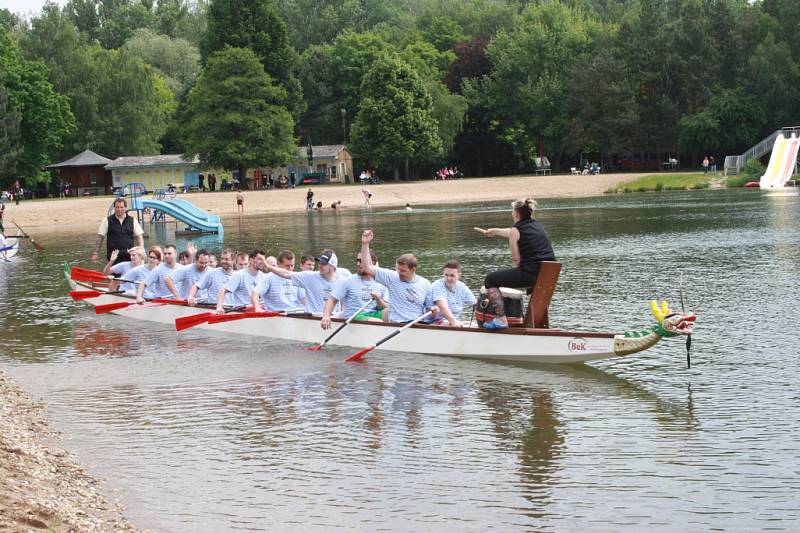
[359,230,437,323]
[188,249,235,306]
[165,248,211,300]
[320,249,389,330]
[251,250,306,313]
[214,250,266,313]
[92,197,144,265]
[260,249,351,315]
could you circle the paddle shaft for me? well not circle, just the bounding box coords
[11,220,43,251]
[314,299,374,350]
[345,311,432,362]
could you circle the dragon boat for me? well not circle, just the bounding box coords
[0,232,22,262]
[64,262,696,364]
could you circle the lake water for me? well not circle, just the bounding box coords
[1,189,799,531]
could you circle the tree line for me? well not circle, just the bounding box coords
[1,0,799,188]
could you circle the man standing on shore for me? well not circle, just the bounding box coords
[91,198,144,265]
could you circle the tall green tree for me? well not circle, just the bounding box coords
[0,85,22,180]
[182,46,295,181]
[201,0,303,116]
[350,56,441,180]
[0,29,74,184]
[122,28,200,96]
[297,31,392,144]
[21,2,100,158]
[97,2,155,49]
[90,47,174,157]
[678,88,765,160]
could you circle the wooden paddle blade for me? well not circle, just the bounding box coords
[175,312,213,331]
[151,298,189,306]
[30,238,44,252]
[344,345,375,362]
[94,301,133,314]
[69,290,103,300]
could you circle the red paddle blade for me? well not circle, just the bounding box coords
[151,298,188,306]
[69,290,103,300]
[306,344,323,351]
[175,312,213,331]
[71,268,109,283]
[207,311,281,324]
[94,301,133,314]
[344,345,375,362]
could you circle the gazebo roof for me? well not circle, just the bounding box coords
[47,149,112,168]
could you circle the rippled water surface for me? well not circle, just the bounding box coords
[2,189,799,531]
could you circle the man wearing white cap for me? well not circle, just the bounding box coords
[261,248,351,315]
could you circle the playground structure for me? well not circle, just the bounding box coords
[759,133,799,189]
[111,183,223,238]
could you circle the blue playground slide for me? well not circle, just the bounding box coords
[130,198,223,236]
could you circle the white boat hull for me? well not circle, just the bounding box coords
[70,283,634,364]
[1,234,21,261]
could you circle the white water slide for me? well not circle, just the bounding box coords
[760,133,800,188]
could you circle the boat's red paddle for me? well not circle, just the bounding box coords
[69,290,104,300]
[344,311,432,362]
[151,298,189,306]
[71,266,112,283]
[206,311,283,324]
[95,301,137,314]
[307,299,374,351]
[175,312,214,331]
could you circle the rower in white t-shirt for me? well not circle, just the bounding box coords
[259,249,351,315]
[359,229,438,323]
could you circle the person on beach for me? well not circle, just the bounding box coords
[320,248,389,329]
[359,230,438,323]
[236,190,244,212]
[474,197,555,330]
[92,197,145,265]
[702,156,709,174]
[260,249,351,315]
[430,260,476,327]
[362,187,372,206]
[306,189,314,210]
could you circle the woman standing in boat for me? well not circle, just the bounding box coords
[475,197,555,330]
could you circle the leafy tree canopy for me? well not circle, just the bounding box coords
[182,46,296,175]
[0,29,74,184]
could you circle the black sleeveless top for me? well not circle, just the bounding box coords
[106,214,134,253]
[515,218,555,272]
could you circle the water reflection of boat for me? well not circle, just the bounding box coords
[66,264,696,364]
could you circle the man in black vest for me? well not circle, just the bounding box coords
[92,198,144,264]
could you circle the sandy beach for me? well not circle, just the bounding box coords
[3,172,643,233]
[0,371,134,532]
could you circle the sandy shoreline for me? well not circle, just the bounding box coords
[3,173,643,233]
[0,370,134,532]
